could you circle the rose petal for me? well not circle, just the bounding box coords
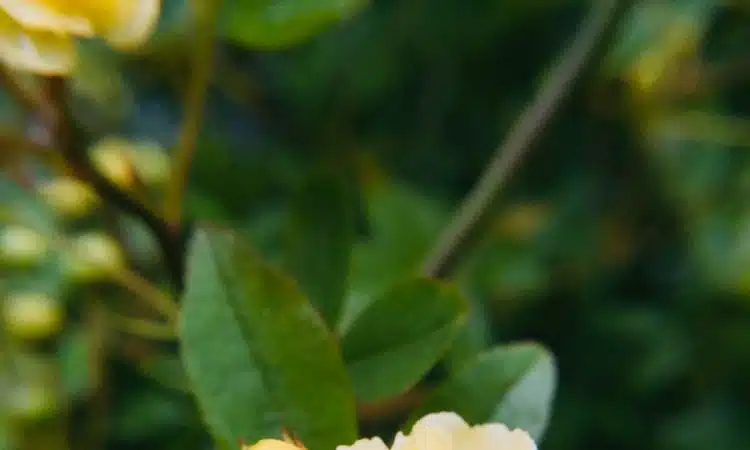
[461,425,537,450]
[411,412,470,436]
[245,439,301,450]
[391,432,409,450]
[336,437,389,450]
[98,0,160,49]
[0,0,93,35]
[411,426,454,450]
[0,10,75,75]
[504,429,538,450]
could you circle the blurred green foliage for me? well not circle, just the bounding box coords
[2,1,750,450]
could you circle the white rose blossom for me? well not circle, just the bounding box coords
[336,437,390,450]
[337,412,537,450]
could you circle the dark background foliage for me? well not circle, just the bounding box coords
[2,1,750,450]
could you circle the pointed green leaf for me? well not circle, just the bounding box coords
[180,230,275,446]
[491,346,557,442]
[283,169,354,328]
[341,278,468,403]
[408,342,557,442]
[441,295,492,373]
[180,227,357,450]
[340,182,449,331]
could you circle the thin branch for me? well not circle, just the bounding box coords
[49,77,190,291]
[110,312,177,341]
[164,0,222,228]
[104,262,180,321]
[421,0,622,277]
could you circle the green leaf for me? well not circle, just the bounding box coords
[283,169,354,328]
[340,182,449,331]
[340,278,468,403]
[491,346,556,442]
[408,342,557,443]
[220,0,368,49]
[179,230,274,446]
[180,227,358,450]
[441,295,491,373]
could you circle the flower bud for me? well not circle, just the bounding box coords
[5,381,58,422]
[89,137,137,189]
[127,142,171,187]
[0,226,48,267]
[64,232,126,283]
[38,176,100,219]
[2,293,64,341]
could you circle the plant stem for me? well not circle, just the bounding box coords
[110,313,177,341]
[421,0,622,277]
[0,67,56,125]
[103,261,181,321]
[52,77,190,291]
[164,0,222,228]
[53,234,180,321]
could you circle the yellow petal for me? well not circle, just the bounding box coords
[411,412,470,436]
[409,427,454,450]
[96,0,160,49]
[506,429,538,450]
[462,424,537,450]
[0,0,93,35]
[244,439,301,450]
[0,11,75,75]
[336,437,389,450]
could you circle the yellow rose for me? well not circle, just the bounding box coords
[392,412,537,450]
[0,0,160,75]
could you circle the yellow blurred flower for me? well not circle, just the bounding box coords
[0,0,161,75]
[391,412,537,450]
